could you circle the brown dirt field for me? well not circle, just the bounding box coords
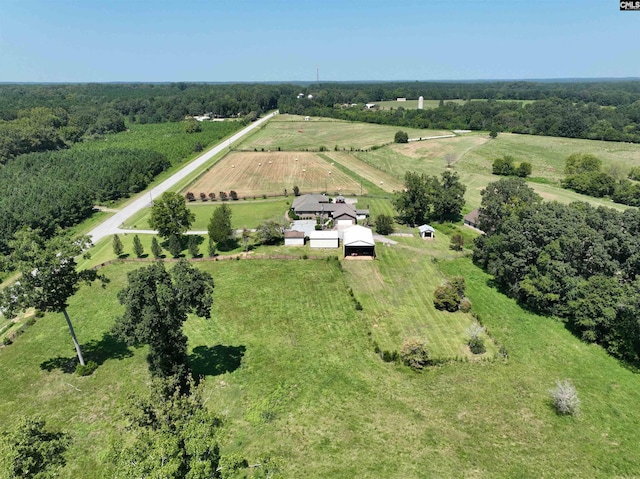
[394,135,489,164]
[187,151,367,197]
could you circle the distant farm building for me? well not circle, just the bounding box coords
[464,209,482,231]
[304,116,310,121]
[365,103,377,110]
[343,225,375,259]
[284,230,305,246]
[418,224,435,239]
[397,97,407,102]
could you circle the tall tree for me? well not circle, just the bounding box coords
[149,192,195,240]
[207,203,233,245]
[432,170,466,222]
[133,234,144,258]
[0,228,106,366]
[0,416,69,479]
[151,236,163,259]
[109,376,222,479]
[112,260,214,386]
[476,177,541,234]
[112,234,124,257]
[393,171,437,226]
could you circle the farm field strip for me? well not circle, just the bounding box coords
[322,151,404,192]
[186,151,366,197]
[237,114,452,151]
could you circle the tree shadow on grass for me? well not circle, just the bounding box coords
[40,333,133,374]
[189,344,245,380]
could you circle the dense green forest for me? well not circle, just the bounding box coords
[473,178,640,364]
[0,148,168,250]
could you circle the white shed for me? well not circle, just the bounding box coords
[284,230,305,246]
[418,224,435,239]
[308,230,339,249]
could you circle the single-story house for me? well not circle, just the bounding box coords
[343,225,375,258]
[292,194,333,216]
[333,204,357,225]
[308,230,339,249]
[464,209,481,230]
[284,230,305,246]
[418,224,435,239]
[356,209,370,221]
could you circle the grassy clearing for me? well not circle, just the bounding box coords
[121,197,291,232]
[3,253,640,477]
[237,114,451,151]
[185,151,366,198]
[343,238,495,361]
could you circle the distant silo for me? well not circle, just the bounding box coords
[418,96,424,110]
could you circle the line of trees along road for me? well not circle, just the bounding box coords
[474,177,640,364]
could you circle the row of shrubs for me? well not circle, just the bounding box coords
[186,191,239,201]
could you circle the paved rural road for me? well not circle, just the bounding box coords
[87,111,278,244]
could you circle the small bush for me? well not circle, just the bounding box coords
[2,336,12,346]
[449,234,464,251]
[468,337,486,354]
[381,350,399,363]
[400,339,430,370]
[433,284,460,312]
[76,360,98,376]
[34,309,45,318]
[550,380,580,416]
[25,317,37,326]
[459,297,472,313]
[354,301,363,311]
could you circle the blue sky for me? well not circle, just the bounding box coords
[0,0,638,82]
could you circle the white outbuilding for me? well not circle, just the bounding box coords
[343,225,375,258]
[284,230,305,246]
[308,230,339,249]
[418,224,435,239]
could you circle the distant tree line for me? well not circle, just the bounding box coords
[285,97,640,144]
[474,177,640,364]
[0,148,168,250]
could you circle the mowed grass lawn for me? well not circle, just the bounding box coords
[237,114,451,151]
[122,197,291,231]
[3,255,640,476]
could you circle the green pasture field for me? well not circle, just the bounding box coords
[76,120,241,165]
[3,252,640,476]
[236,114,451,151]
[356,133,638,210]
[121,197,291,232]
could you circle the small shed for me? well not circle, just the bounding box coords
[343,225,375,258]
[304,116,310,121]
[308,230,339,249]
[284,230,305,246]
[464,209,481,230]
[418,224,435,240]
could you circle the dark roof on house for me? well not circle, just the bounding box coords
[332,204,357,219]
[464,209,480,224]
[292,194,335,214]
[284,230,305,238]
